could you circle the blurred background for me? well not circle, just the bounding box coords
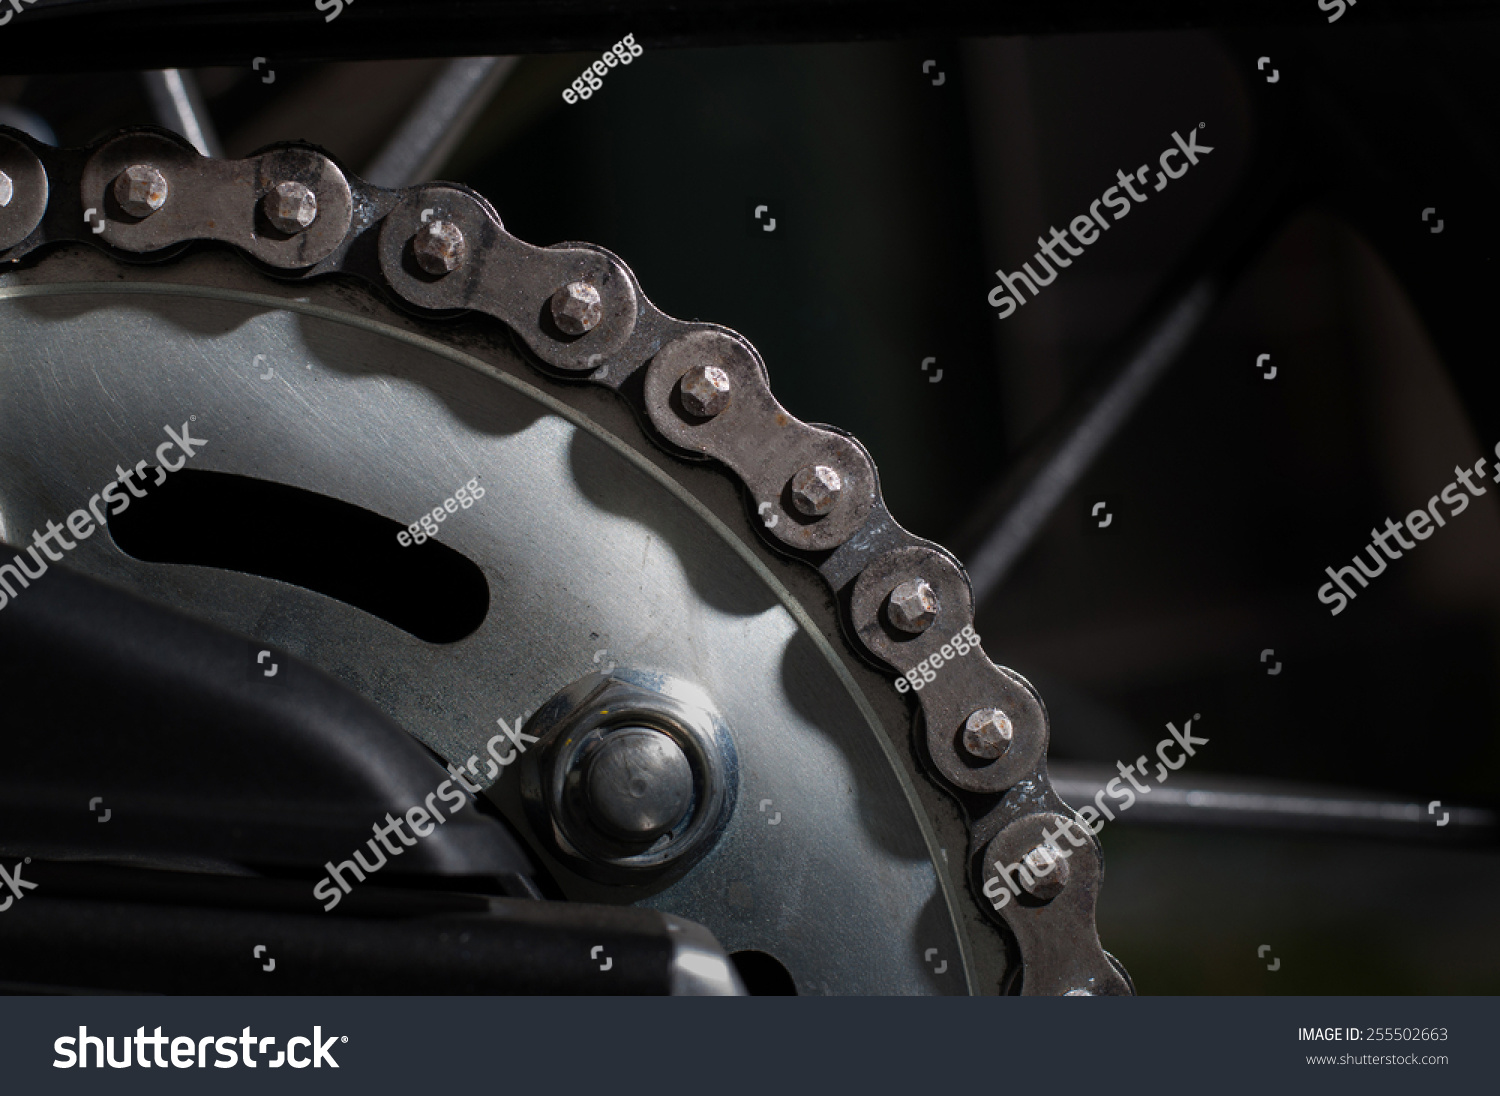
[3,10,1498,992]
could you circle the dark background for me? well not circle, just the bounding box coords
[4,12,1498,992]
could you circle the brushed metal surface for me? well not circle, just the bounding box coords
[0,250,972,994]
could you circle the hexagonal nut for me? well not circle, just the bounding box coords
[113,164,169,218]
[962,708,1013,761]
[412,220,467,276]
[0,170,12,209]
[521,669,739,879]
[678,363,732,419]
[263,180,318,234]
[1019,843,1071,901]
[550,281,603,336]
[789,464,843,518]
[886,578,938,635]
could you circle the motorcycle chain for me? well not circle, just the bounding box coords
[0,125,1132,995]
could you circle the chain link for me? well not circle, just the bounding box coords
[0,124,1132,995]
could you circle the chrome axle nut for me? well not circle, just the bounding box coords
[0,170,12,209]
[263,180,318,234]
[887,578,938,635]
[789,464,842,518]
[412,219,467,275]
[584,726,694,840]
[519,669,738,881]
[113,164,169,218]
[550,280,603,335]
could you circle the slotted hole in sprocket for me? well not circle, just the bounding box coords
[108,469,489,644]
